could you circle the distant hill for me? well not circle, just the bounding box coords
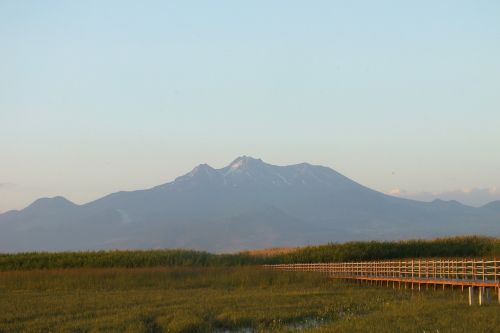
[481,200,500,211]
[1,156,500,252]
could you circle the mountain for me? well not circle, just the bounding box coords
[1,156,499,252]
[481,200,500,211]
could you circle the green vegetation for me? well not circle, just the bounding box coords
[1,266,499,332]
[1,236,499,271]
[275,235,500,264]
[0,249,260,271]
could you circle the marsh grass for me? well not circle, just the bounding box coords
[2,236,499,271]
[1,267,499,332]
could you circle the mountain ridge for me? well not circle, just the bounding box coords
[1,156,499,252]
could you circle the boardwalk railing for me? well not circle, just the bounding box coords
[265,258,500,305]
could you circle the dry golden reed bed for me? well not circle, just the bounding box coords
[239,247,300,257]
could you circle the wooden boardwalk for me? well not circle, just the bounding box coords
[265,258,500,305]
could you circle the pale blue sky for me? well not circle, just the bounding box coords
[1,0,500,211]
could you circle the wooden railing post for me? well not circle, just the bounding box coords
[472,259,476,281]
[494,257,497,283]
[464,258,467,280]
[482,258,485,282]
[411,259,414,280]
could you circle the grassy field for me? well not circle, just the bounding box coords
[1,266,499,333]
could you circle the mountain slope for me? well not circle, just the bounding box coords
[1,156,499,252]
[481,200,500,211]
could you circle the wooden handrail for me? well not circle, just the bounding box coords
[265,258,500,285]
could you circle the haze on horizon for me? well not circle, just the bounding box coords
[1,0,500,212]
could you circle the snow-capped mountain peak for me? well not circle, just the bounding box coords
[227,156,264,170]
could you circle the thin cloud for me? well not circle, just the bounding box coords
[0,182,17,190]
[388,188,406,195]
